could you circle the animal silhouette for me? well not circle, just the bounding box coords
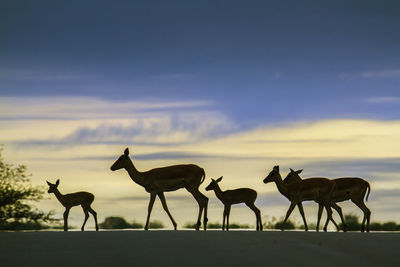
[284,168,371,232]
[263,165,338,231]
[47,179,99,231]
[205,176,262,231]
[110,148,208,230]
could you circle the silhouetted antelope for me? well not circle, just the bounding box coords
[263,166,338,231]
[47,179,99,231]
[205,176,262,231]
[110,148,208,230]
[284,168,371,232]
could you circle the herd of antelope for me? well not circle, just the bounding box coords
[47,147,371,233]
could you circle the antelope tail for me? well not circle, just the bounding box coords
[200,168,206,184]
[365,182,371,201]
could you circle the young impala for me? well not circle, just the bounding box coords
[263,165,338,231]
[205,176,262,231]
[47,179,99,231]
[284,168,371,232]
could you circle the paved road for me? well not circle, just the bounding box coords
[0,230,398,267]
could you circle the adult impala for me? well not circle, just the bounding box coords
[110,148,208,230]
[205,176,262,231]
[284,168,371,232]
[263,165,339,231]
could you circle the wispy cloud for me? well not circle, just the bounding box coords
[0,96,213,120]
[339,69,400,80]
[18,114,236,146]
[363,96,400,104]
[361,69,400,78]
[0,96,235,145]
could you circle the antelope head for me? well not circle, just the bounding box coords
[205,176,223,191]
[283,168,303,184]
[47,179,60,193]
[110,148,131,171]
[263,165,280,184]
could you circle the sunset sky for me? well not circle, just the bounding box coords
[1,1,400,228]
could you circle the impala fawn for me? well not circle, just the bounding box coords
[205,176,262,231]
[47,179,99,231]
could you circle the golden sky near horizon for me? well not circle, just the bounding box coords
[1,97,400,229]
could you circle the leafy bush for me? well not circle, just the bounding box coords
[0,147,57,230]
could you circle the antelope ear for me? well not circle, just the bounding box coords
[296,169,303,174]
[216,176,223,182]
[46,181,51,186]
[124,148,129,156]
[55,179,60,186]
[274,165,279,171]
[290,168,295,173]
[211,178,215,182]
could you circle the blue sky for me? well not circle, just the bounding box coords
[1,1,400,227]
[2,0,400,126]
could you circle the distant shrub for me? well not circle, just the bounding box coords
[148,220,164,229]
[183,221,250,229]
[183,222,222,229]
[207,222,223,229]
[182,222,198,229]
[298,223,316,230]
[228,223,250,229]
[339,214,400,231]
[369,222,382,231]
[130,220,144,229]
[262,216,277,229]
[382,222,397,231]
[100,216,132,229]
[339,214,361,231]
[275,220,296,230]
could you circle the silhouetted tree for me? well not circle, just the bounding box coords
[0,148,54,230]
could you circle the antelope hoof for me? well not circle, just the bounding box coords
[323,227,327,232]
[305,228,308,232]
[144,226,149,231]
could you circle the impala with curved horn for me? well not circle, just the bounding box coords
[263,165,339,231]
[110,148,208,231]
[284,168,371,232]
